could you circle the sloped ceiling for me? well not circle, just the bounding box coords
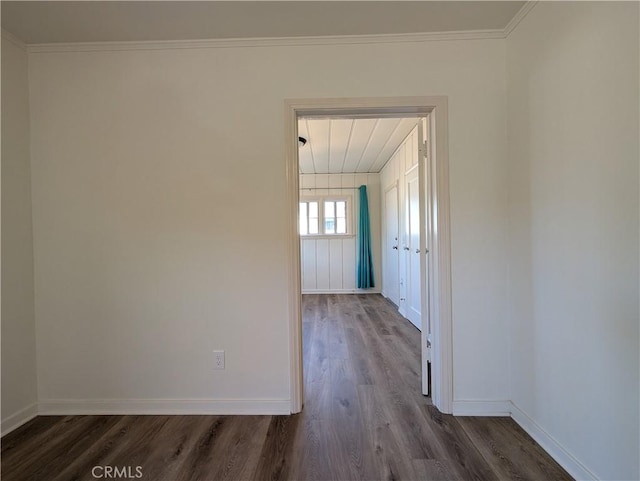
[298,117,419,174]
[2,1,525,44]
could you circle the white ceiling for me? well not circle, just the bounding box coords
[298,117,419,174]
[2,1,526,44]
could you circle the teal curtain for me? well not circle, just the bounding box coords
[357,185,375,289]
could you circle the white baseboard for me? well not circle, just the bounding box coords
[510,402,597,481]
[0,396,607,481]
[452,400,511,416]
[301,289,381,294]
[1,402,38,437]
[38,398,291,416]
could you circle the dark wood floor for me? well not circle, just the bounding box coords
[2,294,572,481]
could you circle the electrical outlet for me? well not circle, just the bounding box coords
[213,350,225,370]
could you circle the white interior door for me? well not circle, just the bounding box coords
[405,167,421,330]
[384,185,400,305]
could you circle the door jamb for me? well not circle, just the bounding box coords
[284,96,453,414]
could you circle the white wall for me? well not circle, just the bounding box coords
[507,3,639,480]
[1,35,38,432]
[27,37,509,411]
[299,173,381,294]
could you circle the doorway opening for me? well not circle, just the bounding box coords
[285,97,452,415]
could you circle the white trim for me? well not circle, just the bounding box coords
[298,234,355,240]
[9,4,539,56]
[452,400,511,416]
[285,102,303,414]
[417,122,429,394]
[427,98,454,414]
[1,29,27,50]
[503,1,539,37]
[38,398,291,416]
[405,162,419,176]
[510,402,597,481]
[27,29,505,54]
[1,403,38,437]
[302,289,381,295]
[285,96,453,416]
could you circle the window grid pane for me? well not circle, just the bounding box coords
[301,197,348,236]
[300,201,320,236]
[325,201,334,218]
[309,217,319,234]
[299,203,307,235]
[309,202,318,218]
[325,218,335,234]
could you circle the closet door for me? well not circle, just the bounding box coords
[384,184,400,305]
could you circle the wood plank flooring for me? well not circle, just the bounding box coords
[2,294,573,481]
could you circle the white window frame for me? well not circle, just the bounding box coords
[298,198,321,236]
[299,194,353,238]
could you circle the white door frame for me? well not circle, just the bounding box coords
[284,96,453,414]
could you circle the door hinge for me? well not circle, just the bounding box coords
[420,140,428,159]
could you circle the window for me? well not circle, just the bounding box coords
[324,199,347,234]
[300,196,351,236]
[299,200,319,235]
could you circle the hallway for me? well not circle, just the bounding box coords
[296,294,572,480]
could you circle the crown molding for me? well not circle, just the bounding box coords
[1,29,27,50]
[503,1,538,37]
[6,2,537,54]
[27,29,505,54]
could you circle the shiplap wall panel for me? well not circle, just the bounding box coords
[302,239,317,290]
[341,119,377,173]
[315,173,329,192]
[299,173,381,294]
[341,174,357,290]
[328,119,353,174]
[355,173,369,188]
[342,237,357,289]
[298,118,419,174]
[341,173,355,190]
[315,239,331,289]
[329,175,342,190]
[298,120,314,174]
[307,120,330,175]
[301,173,315,189]
[369,119,403,171]
[329,239,343,289]
[360,119,398,172]
[371,118,420,172]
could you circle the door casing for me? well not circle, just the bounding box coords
[284,96,453,414]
